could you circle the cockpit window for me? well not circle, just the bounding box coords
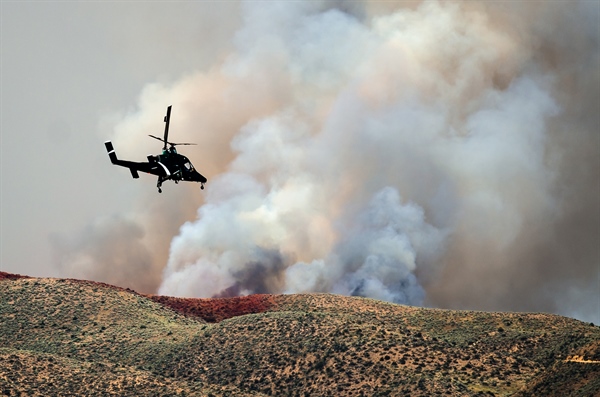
[184,162,192,170]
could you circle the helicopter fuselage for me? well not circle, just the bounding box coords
[104,141,206,191]
[148,148,206,183]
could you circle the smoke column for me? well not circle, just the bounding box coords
[61,1,600,322]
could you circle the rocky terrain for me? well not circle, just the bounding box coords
[0,271,598,396]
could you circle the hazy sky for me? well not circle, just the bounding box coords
[1,1,239,276]
[1,1,598,324]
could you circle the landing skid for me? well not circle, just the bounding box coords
[156,178,204,193]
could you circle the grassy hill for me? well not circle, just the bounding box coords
[0,272,598,396]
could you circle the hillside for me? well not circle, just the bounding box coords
[0,272,598,396]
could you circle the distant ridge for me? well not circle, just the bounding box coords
[0,271,30,280]
[1,272,598,396]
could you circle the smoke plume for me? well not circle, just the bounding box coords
[52,215,157,290]
[59,1,599,322]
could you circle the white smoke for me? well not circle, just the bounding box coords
[158,0,564,306]
[66,1,598,322]
[284,187,445,304]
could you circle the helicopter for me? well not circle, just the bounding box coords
[104,105,207,193]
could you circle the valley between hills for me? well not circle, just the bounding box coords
[0,271,598,396]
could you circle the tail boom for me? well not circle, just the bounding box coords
[105,140,145,179]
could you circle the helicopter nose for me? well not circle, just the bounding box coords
[190,171,199,181]
[194,170,207,184]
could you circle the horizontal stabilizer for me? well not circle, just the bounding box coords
[129,168,140,179]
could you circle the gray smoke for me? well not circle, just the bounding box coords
[51,215,157,291]
[284,187,445,305]
[58,1,599,322]
[212,247,287,298]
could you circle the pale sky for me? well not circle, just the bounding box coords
[1,1,239,277]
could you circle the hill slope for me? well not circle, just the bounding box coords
[0,272,598,396]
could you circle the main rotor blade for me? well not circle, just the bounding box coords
[163,105,172,150]
[149,134,165,143]
[149,135,197,147]
[171,142,197,146]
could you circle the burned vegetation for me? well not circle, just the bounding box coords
[0,274,598,396]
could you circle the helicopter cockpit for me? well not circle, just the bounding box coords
[179,155,194,171]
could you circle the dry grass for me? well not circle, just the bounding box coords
[1,274,598,396]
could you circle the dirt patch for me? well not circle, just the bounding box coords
[145,293,276,323]
[565,356,600,364]
[0,272,30,281]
